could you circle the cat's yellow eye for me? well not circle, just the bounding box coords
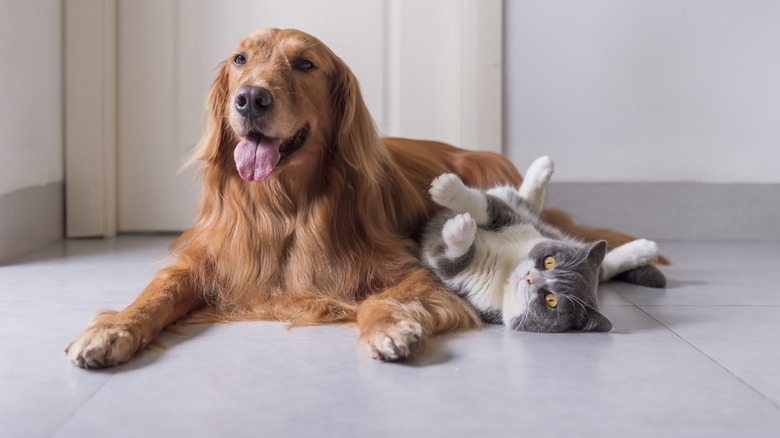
[543,256,556,270]
[544,293,558,308]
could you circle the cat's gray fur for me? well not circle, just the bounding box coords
[419,156,665,332]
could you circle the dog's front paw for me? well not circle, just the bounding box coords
[65,313,142,369]
[429,173,467,209]
[359,318,423,362]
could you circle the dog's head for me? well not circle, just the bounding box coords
[194,28,378,184]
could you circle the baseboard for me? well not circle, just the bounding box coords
[545,183,780,242]
[0,182,64,264]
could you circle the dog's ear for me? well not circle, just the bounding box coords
[331,57,387,174]
[185,61,232,168]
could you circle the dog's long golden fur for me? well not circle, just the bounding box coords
[67,29,639,367]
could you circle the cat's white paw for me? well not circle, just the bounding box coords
[600,239,660,281]
[525,156,555,187]
[430,173,467,209]
[625,239,660,265]
[443,213,477,258]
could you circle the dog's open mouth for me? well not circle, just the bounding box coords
[233,124,310,182]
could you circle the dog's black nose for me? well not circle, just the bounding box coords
[235,85,274,118]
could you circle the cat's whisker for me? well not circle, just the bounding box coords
[564,294,592,314]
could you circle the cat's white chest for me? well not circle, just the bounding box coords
[453,223,546,310]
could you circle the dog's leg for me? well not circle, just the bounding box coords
[357,268,480,361]
[66,263,204,368]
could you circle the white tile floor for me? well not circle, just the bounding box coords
[1,236,779,437]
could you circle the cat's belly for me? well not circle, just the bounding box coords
[453,224,547,311]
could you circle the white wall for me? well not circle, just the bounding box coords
[505,0,780,183]
[0,0,63,262]
[0,0,63,194]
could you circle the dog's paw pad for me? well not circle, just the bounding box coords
[66,324,140,369]
[360,319,423,362]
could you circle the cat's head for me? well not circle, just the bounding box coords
[505,240,613,333]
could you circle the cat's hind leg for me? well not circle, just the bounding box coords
[430,174,489,224]
[518,156,555,213]
[600,239,660,282]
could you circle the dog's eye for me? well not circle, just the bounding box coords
[292,58,315,71]
[233,54,247,66]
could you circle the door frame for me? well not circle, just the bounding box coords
[65,0,117,237]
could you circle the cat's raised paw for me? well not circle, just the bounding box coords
[443,213,477,257]
[525,156,555,186]
[429,173,467,209]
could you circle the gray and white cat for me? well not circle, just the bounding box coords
[419,156,665,332]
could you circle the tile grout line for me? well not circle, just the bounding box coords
[640,305,780,411]
[617,292,780,412]
[51,369,120,437]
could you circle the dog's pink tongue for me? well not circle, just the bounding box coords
[234,138,281,182]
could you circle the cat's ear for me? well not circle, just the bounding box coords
[587,240,608,266]
[583,308,614,332]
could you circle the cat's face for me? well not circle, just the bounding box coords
[505,240,613,333]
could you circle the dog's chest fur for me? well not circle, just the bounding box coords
[226,191,418,300]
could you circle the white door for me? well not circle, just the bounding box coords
[66,0,502,235]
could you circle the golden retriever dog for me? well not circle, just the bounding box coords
[66,28,651,368]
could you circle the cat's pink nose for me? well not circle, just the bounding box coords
[521,271,543,286]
